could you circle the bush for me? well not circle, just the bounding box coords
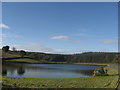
[93,66,118,76]
[93,67,108,76]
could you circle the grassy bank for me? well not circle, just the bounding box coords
[2,76,119,88]
[4,58,68,64]
[74,63,109,66]
[93,66,118,77]
[0,76,2,83]
[4,58,111,65]
[5,58,40,64]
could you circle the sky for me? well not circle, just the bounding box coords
[1,2,118,54]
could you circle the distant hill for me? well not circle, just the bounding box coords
[2,50,118,64]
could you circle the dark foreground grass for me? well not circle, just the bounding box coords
[2,76,119,88]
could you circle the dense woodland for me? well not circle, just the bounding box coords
[2,46,119,63]
[24,51,118,63]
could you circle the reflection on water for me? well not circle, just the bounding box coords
[2,63,105,78]
[17,67,25,76]
[2,69,7,76]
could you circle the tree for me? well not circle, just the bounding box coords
[114,54,120,63]
[29,53,38,59]
[19,50,26,58]
[2,45,9,52]
[12,47,16,52]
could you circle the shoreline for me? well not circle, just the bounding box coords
[74,63,109,66]
[3,58,116,66]
[3,60,110,66]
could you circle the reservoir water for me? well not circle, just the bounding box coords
[2,63,106,78]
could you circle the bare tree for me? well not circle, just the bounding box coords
[12,47,16,52]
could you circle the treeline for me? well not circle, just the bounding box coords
[10,51,118,63]
[2,46,118,63]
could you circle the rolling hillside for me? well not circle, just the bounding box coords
[1,49,118,64]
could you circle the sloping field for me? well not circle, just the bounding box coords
[2,51,20,58]
[2,76,119,88]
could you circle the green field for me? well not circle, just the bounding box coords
[4,58,111,65]
[2,51,20,58]
[5,58,40,63]
[4,58,68,64]
[2,76,119,88]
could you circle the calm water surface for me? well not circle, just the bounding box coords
[2,63,105,78]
